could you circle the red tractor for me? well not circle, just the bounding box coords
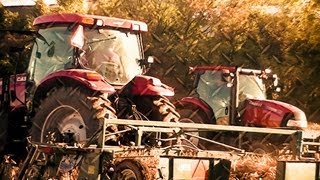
[0,13,179,160]
[175,66,307,151]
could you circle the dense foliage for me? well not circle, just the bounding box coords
[0,0,319,120]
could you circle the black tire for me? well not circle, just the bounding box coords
[112,160,144,180]
[30,87,116,144]
[131,96,180,146]
[133,96,180,122]
[152,96,180,122]
[177,108,209,149]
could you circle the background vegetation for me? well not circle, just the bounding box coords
[0,0,319,121]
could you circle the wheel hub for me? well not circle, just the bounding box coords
[59,113,86,143]
[41,105,87,144]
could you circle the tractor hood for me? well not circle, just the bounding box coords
[241,98,307,129]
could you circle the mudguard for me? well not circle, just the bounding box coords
[32,69,115,107]
[36,69,115,93]
[241,99,307,128]
[175,97,215,124]
[122,75,175,96]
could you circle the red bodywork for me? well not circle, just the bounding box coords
[37,69,116,93]
[129,75,174,96]
[33,13,148,31]
[241,99,307,128]
[0,72,174,112]
[190,66,236,73]
[176,97,214,124]
[0,70,117,112]
[0,74,27,112]
[179,65,307,129]
[38,71,175,98]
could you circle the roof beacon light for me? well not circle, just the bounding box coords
[132,24,140,31]
[96,19,103,26]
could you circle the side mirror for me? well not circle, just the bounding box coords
[273,74,279,87]
[147,56,154,64]
[36,51,41,58]
[139,56,154,66]
[272,74,281,92]
[140,56,154,74]
[47,41,55,57]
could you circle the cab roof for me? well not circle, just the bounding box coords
[191,66,236,72]
[33,13,148,32]
[191,66,267,76]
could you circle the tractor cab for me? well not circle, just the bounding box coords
[192,66,279,124]
[186,66,306,129]
[194,68,231,120]
[26,13,179,146]
[28,13,151,87]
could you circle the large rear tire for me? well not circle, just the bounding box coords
[176,108,209,149]
[30,87,116,144]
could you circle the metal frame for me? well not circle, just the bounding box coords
[18,118,320,179]
[102,119,320,160]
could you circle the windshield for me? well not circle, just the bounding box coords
[194,69,268,119]
[239,74,266,100]
[195,70,231,119]
[28,26,73,85]
[80,28,143,84]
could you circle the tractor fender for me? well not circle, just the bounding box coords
[121,75,175,96]
[37,69,115,93]
[241,99,307,128]
[175,97,215,124]
[33,69,115,105]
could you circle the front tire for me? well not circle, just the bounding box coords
[30,87,116,144]
[120,96,180,146]
[112,160,150,180]
[133,96,180,122]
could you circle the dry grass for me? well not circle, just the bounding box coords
[307,122,320,130]
[230,154,277,180]
[229,121,320,179]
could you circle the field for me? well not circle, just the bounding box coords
[230,122,320,179]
